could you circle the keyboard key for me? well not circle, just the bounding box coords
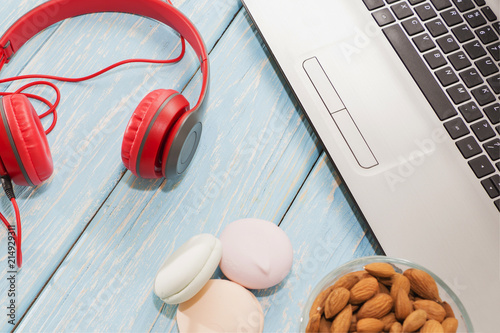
[495,199,500,211]
[386,0,400,3]
[363,0,385,10]
[481,177,499,198]
[426,18,448,37]
[487,74,500,94]
[451,0,475,12]
[475,26,499,44]
[459,101,482,122]
[468,155,495,178]
[493,22,500,35]
[457,136,482,158]
[497,161,500,170]
[431,0,452,10]
[424,50,447,68]
[436,66,459,86]
[391,2,414,19]
[413,33,436,51]
[471,119,496,141]
[447,83,471,104]
[492,174,500,192]
[409,0,426,4]
[497,125,500,135]
[484,103,500,124]
[481,7,497,22]
[383,24,457,120]
[448,51,471,70]
[463,40,487,59]
[415,3,437,20]
[475,57,499,76]
[460,68,484,87]
[473,0,486,6]
[373,8,396,26]
[464,10,487,28]
[487,42,500,61]
[471,85,496,106]
[452,24,475,42]
[483,138,500,160]
[444,117,470,138]
[437,35,460,53]
[441,8,464,27]
[402,17,425,35]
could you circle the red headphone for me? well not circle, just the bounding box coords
[0,0,209,267]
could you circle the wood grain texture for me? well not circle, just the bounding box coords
[0,0,242,331]
[15,7,325,331]
[0,0,63,84]
[0,0,380,332]
[255,154,382,332]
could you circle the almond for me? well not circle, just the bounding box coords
[364,262,396,278]
[421,319,444,333]
[378,277,393,287]
[352,270,373,280]
[413,300,446,322]
[389,322,402,333]
[378,282,390,295]
[349,313,357,332]
[403,269,442,302]
[402,309,427,332]
[324,288,350,319]
[319,316,332,333]
[441,302,455,319]
[332,273,360,291]
[441,317,459,333]
[350,277,379,304]
[357,293,393,320]
[331,304,352,333]
[357,318,385,333]
[390,274,410,302]
[306,313,321,333]
[394,288,413,321]
[310,286,335,317]
[380,312,396,331]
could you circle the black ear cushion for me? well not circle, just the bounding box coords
[0,95,53,186]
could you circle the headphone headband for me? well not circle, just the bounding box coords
[0,0,209,111]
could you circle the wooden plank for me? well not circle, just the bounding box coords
[16,9,323,332]
[0,0,63,82]
[255,154,382,332]
[0,0,242,331]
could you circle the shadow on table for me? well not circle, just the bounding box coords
[325,158,384,255]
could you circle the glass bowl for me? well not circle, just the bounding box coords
[299,256,473,332]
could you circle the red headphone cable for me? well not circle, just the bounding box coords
[0,175,21,268]
[0,36,185,134]
[0,33,186,268]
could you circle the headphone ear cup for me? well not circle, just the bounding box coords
[121,89,189,178]
[0,95,53,186]
[162,110,202,179]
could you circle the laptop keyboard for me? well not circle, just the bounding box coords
[364,0,500,211]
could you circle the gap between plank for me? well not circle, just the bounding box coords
[277,151,323,227]
[13,6,243,332]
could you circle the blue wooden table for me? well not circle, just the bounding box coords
[0,1,381,331]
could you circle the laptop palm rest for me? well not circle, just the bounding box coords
[303,57,378,169]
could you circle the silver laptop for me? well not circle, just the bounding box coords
[242,0,499,331]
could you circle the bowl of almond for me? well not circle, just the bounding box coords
[300,256,472,333]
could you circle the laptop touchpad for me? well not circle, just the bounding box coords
[303,57,378,169]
